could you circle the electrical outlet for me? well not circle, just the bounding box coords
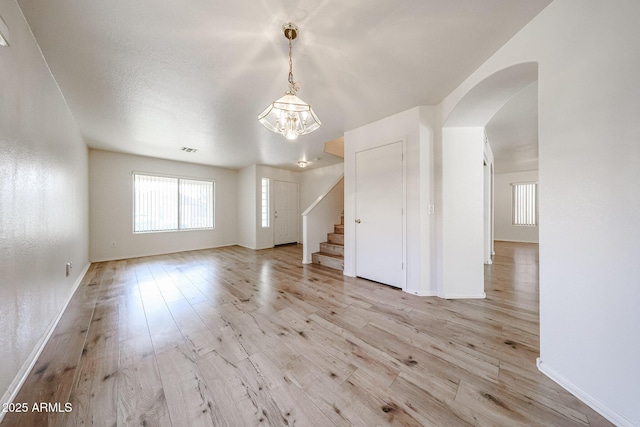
[65,262,72,277]
[428,204,435,214]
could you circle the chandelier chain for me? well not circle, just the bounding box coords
[288,29,294,86]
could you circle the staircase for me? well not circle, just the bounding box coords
[311,214,344,271]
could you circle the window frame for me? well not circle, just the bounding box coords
[132,172,215,234]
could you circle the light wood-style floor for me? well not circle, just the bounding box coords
[2,242,612,426]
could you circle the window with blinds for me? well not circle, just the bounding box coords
[261,178,270,228]
[512,182,537,226]
[134,173,214,233]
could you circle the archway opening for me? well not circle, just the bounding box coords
[439,62,538,299]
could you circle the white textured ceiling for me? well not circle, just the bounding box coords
[17,0,550,171]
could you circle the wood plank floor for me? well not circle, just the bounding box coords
[2,242,612,426]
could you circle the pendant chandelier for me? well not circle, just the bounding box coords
[258,23,321,140]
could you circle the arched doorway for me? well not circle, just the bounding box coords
[438,62,538,298]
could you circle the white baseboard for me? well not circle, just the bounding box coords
[91,243,236,262]
[439,292,486,300]
[406,289,438,297]
[91,255,131,262]
[235,243,256,250]
[537,358,635,427]
[463,292,486,299]
[0,262,91,423]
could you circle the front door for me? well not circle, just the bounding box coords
[274,180,298,245]
[355,141,405,288]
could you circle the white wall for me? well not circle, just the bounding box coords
[299,162,344,242]
[89,150,237,261]
[344,106,436,296]
[255,165,300,249]
[299,163,344,212]
[237,165,257,249]
[440,127,486,298]
[239,164,344,252]
[302,178,344,264]
[0,2,89,408]
[494,170,539,243]
[238,165,302,250]
[419,108,438,294]
[439,1,640,424]
[484,140,495,263]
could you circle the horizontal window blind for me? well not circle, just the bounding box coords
[512,182,537,226]
[134,174,214,233]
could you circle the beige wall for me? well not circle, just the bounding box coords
[0,2,89,406]
[89,150,237,261]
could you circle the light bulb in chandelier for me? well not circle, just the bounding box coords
[258,23,321,140]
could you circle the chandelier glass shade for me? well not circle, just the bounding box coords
[258,23,321,140]
[258,90,321,140]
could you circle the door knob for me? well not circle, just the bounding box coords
[355,219,361,223]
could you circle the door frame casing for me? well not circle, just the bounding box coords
[354,138,407,291]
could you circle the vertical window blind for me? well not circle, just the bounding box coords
[180,179,214,230]
[512,182,537,226]
[261,178,270,228]
[134,173,214,233]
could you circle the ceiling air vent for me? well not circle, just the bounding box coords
[181,147,198,153]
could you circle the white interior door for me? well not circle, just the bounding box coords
[274,180,298,245]
[355,141,404,288]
